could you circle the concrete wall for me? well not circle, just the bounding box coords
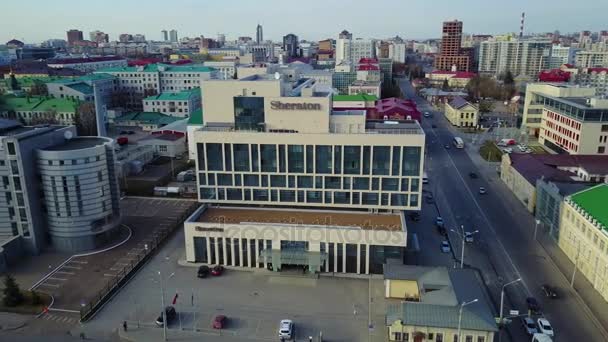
[263,96,330,133]
[387,321,495,342]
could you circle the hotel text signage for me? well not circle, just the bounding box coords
[270,101,322,111]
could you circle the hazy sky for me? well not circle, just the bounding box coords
[3,0,608,43]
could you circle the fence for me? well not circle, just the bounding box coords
[79,202,198,322]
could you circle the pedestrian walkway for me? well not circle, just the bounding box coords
[0,312,29,331]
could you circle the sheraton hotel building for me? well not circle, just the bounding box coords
[184,74,425,274]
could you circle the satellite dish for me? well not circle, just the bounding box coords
[274,72,281,80]
[64,131,73,140]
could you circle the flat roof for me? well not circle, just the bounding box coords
[570,184,608,231]
[198,207,402,231]
[41,137,109,151]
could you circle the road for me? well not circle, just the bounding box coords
[400,77,605,342]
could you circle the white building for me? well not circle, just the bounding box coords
[203,60,238,79]
[389,43,407,63]
[577,68,608,97]
[351,39,376,64]
[139,133,186,158]
[478,39,552,77]
[335,30,353,65]
[142,88,201,117]
[547,45,579,69]
[575,50,608,68]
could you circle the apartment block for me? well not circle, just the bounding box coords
[142,88,201,117]
[575,51,608,68]
[478,39,552,77]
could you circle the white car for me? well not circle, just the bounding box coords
[503,148,513,154]
[423,111,430,117]
[517,145,527,152]
[479,186,487,194]
[440,241,451,253]
[464,232,475,243]
[279,319,294,340]
[537,318,554,337]
[521,317,538,335]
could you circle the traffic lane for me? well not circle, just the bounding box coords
[444,143,601,341]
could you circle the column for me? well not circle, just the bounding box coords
[214,238,220,265]
[356,244,361,274]
[365,244,370,274]
[239,239,244,267]
[342,243,346,273]
[248,240,253,268]
[206,237,211,264]
[222,237,227,266]
[333,243,338,273]
[230,239,236,266]
[256,240,262,268]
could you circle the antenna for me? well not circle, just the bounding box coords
[519,12,525,39]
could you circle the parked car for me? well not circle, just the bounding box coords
[409,212,420,222]
[211,265,224,276]
[526,297,541,313]
[541,284,558,298]
[521,317,539,336]
[435,216,444,226]
[278,319,294,340]
[440,241,451,253]
[503,148,513,154]
[464,232,475,243]
[423,112,430,118]
[469,172,478,179]
[155,306,176,327]
[212,315,227,329]
[119,130,129,135]
[126,130,135,135]
[197,265,210,278]
[479,187,487,194]
[537,318,554,337]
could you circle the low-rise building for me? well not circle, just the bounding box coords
[47,56,127,73]
[332,94,377,116]
[385,263,497,342]
[113,112,183,131]
[426,71,476,88]
[0,95,78,125]
[203,60,238,79]
[445,97,479,128]
[139,132,186,158]
[142,88,201,117]
[559,185,608,301]
[348,80,381,97]
[372,98,421,122]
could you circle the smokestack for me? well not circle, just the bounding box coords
[520,12,525,39]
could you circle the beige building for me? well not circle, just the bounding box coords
[521,83,596,137]
[559,185,608,301]
[445,97,479,128]
[348,80,381,98]
[385,264,497,342]
[575,51,608,68]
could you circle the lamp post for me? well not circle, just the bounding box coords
[158,271,175,341]
[533,219,541,241]
[451,226,479,269]
[458,299,478,342]
[499,278,522,325]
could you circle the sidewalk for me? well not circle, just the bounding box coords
[117,325,297,342]
[0,312,30,331]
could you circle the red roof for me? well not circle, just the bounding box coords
[358,65,380,71]
[538,69,570,82]
[588,68,608,74]
[359,58,378,64]
[128,58,162,66]
[368,97,421,122]
[49,56,125,64]
[429,70,476,78]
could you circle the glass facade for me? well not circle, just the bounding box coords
[234,97,265,130]
[196,142,422,209]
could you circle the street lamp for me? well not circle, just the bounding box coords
[158,271,175,342]
[533,219,541,241]
[457,299,478,342]
[451,226,479,269]
[499,278,522,325]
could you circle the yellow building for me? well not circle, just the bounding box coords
[384,264,497,342]
[559,184,608,301]
[445,97,479,128]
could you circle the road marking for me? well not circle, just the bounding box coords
[54,271,75,275]
[62,265,81,270]
[47,277,67,281]
[68,260,88,264]
[104,273,118,277]
[38,283,60,288]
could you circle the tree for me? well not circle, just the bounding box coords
[3,274,24,307]
[479,99,495,113]
[503,70,515,86]
[441,79,450,91]
[31,290,42,305]
[74,102,98,136]
[30,110,59,125]
[29,81,48,96]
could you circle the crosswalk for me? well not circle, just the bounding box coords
[41,313,79,325]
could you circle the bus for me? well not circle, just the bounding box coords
[453,137,464,149]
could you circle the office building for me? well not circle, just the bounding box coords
[445,97,479,128]
[389,43,406,64]
[0,120,121,258]
[578,30,593,49]
[332,71,358,94]
[559,185,608,301]
[282,34,299,58]
[161,30,168,41]
[142,88,201,117]
[183,75,425,274]
[478,39,552,77]
[335,30,353,65]
[217,34,226,47]
[256,24,263,44]
[575,50,608,68]
[522,83,596,137]
[203,60,238,79]
[169,29,178,43]
[434,20,471,72]
[351,39,376,64]
[66,29,83,46]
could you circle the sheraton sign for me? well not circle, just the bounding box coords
[270,101,322,111]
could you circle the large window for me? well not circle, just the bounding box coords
[233,144,250,171]
[196,143,205,171]
[288,145,304,173]
[343,146,360,174]
[251,145,259,172]
[372,146,390,175]
[234,97,265,130]
[402,147,421,176]
[205,143,222,171]
[315,146,332,174]
[224,144,232,171]
[260,144,277,172]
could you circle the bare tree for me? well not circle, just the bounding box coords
[30,110,59,125]
[28,81,48,96]
[74,102,98,136]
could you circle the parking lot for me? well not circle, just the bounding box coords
[31,197,197,313]
[84,226,389,342]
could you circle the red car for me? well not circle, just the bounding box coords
[212,315,227,329]
[211,265,224,276]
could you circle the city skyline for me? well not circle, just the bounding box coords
[2,0,608,43]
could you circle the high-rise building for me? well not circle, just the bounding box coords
[282,33,299,58]
[161,30,168,41]
[119,34,133,43]
[547,44,580,69]
[576,68,608,98]
[217,33,226,47]
[434,20,471,72]
[579,30,592,48]
[351,39,376,63]
[66,29,83,46]
[389,43,407,63]
[89,31,109,44]
[478,39,552,77]
[336,30,353,64]
[600,31,608,44]
[0,121,121,256]
[256,24,263,44]
[133,34,146,43]
[575,50,608,68]
[169,29,178,43]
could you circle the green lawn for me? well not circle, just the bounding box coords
[479,141,503,162]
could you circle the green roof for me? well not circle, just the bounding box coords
[49,73,116,84]
[0,95,77,113]
[332,94,378,102]
[115,112,182,125]
[144,88,200,101]
[96,63,215,74]
[188,108,204,125]
[1,76,66,88]
[571,184,608,231]
[66,83,93,95]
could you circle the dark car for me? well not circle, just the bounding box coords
[126,130,135,135]
[431,124,437,128]
[541,284,558,298]
[469,172,478,179]
[212,315,227,329]
[425,193,435,204]
[119,130,129,135]
[408,212,420,221]
[526,297,541,313]
[156,306,176,326]
[197,265,210,278]
[211,265,224,276]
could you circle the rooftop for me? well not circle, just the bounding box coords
[66,82,93,95]
[0,95,77,113]
[114,112,183,125]
[41,137,109,151]
[188,108,204,125]
[508,153,608,184]
[570,184,608,231]
[95,63,215,73]
[49,73,116,84]
[140,132,184,142]
[448,96,477,110]
[333,94,378,102]
[144,88,200,101]
[48,56,126,65]
[198,207,403,231]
